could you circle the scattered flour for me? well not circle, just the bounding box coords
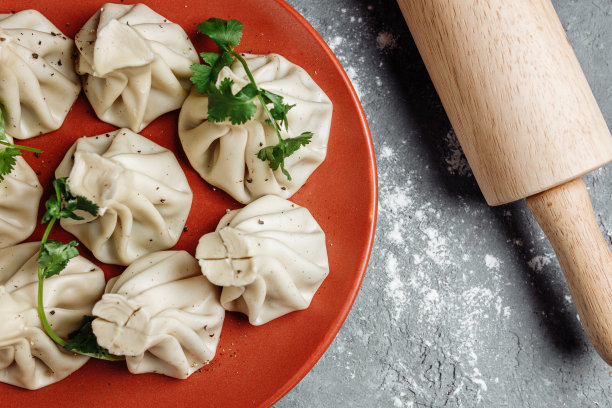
[360,13,514,404]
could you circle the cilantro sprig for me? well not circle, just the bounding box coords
[0,105,43,182]
[190,18,313,180]
[36,178,123,361]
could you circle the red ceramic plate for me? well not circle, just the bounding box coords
[1,0,377,406]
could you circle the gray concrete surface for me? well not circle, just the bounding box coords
[279,0,612,407]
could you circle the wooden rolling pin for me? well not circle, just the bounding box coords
[396,0,612,364]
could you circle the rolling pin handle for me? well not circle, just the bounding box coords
[526,178,612,364]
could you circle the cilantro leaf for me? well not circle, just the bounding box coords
[76,196,99,218]
[0,106,22,183]
[190,18,245,98]
[65,315,122,360]
[257,132,313,180]
[197,18,244,51]
[208,78,258,124]
[0,147,20,182]
[260,90,295,130]
[190,51,234,94]
[190,63,214,95]
[42,178,99,223]
[38,240,79,279]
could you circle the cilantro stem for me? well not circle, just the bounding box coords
[192,18,314,181]
[0,140,43,154]
[35,179,123,361]
[230,50,284,144]
[36,217,69,347]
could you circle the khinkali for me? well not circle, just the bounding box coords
[55,128,193,266]
[0,241,106,390]
[178,53,333,204]
[75,3,199,132]
[196,195,329,325]
[0,137,42,248]
[91,250,225,379]
[0,10,81,139]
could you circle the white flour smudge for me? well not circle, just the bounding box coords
[485,254,501,270]
[328,35,344,52]
[380,145,393,159]
[527,254,554,272]
[388,223,405,245]
[422,227,450,266]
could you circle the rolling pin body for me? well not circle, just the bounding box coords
[397,0,612,363]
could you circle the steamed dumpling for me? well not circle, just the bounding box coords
[75,3,199,132]
[0,137,42,248]
[91,250,225,379]
[55,128,193,266]
[0,10,81,139]
[0,242,105,389]
[178,53,333,204]
[196,195,329,325]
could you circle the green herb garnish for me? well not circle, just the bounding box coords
[0,105,43,182]
[36,178,123,361]
[190,18,312,180]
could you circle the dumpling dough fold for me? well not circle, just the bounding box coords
[0,135,42,248]
[55,128,193,266]
[178,53,333,204]
[92,250,225,379]
[0,242,105,389]
[196,195,329,325]
[0,10,81,139]
[75,3,199,131]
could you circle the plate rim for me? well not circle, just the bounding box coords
[262,1,378,405]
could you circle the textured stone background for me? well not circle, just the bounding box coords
[278,1,612,407]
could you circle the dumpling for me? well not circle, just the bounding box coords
[91,250,225,379]
[0,241,106,390]
[0,10,81,139]
[0,136,42,248]
[75,3,199,132]
[178,53,333,204]
[55,128,193,266]
[196,195,329,325]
